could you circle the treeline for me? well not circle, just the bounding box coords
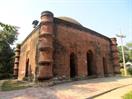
[0,22,17,79]
[118,42,132,63]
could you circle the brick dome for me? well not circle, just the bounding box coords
[58,16,81,26]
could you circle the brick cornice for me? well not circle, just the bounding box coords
[54,18,111,42]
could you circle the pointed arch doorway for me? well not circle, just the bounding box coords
[25,59,29,77]
[70,53,77,78]
[87,50,96,76]
[103,57,108,76]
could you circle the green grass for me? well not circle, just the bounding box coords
[1,80,31,91]
[122,91,132,99]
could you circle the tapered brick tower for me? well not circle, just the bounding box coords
[13,44,21,78]
[111,38,120,74]
[37,11,54,80]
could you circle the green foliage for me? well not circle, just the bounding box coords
[120,68,125,76]
[126,42,132,62]
[118,42,132,63]
[0,22,17,44]
[122,91,132,99]
[128,50,132,62]
[126,42,132,49]
[120,68,132,76]
[1,80,31,91]
[118,46,130,62]
[127,68,132,75]
[0,22,18,79]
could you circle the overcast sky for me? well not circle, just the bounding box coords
[0,0,132,45]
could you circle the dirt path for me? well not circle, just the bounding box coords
[0,77,132,99]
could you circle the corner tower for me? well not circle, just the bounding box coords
[111,38,120,74]
[13,44,21,78]
[37,11,54,80]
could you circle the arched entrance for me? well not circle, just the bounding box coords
[25,59,29,77]
[70,53,77,78]
[103,57,107,76]
[87,50,96,76]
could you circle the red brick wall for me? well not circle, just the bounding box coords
[17,23,115,80]
[53,24,114,78]
[18,30,39,80]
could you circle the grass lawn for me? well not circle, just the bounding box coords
[122,91,132,99]
[1,80,32,91]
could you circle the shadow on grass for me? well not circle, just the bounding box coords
[1,80,32,91]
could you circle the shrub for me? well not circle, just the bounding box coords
[120,68,125,76]
[0,73,13,80]
[122,91,132,99]
[127,68,132,75]
[120,68,132,76]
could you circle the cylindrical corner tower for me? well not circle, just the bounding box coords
[110,38,120,74]
[13,44,21,78]
[37,11,54,80]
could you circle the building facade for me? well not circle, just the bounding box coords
[14,11,120,81]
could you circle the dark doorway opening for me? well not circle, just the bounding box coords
[25,59,29,77]
[70,53,77,78]
[87,50,96,76]
[103,57,107,76]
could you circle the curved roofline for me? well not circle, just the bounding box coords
[19,17,111,47]
[58,16,82,26]
[20,25,40,46]
[54,17,111,42]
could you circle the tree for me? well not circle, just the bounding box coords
[118,46,129,63]
[126,42,132,49]
[126,42,132,62]
[0,22,18,79]
[0,22,17,44]
[118,42,132,63]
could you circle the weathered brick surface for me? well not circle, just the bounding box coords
[18,29,39,80]
[15,11,119,80]
[53,24,114,78]
[37,11,54,80]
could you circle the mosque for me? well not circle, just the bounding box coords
[14,11,120,81]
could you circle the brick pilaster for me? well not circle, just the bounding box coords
[110,38,120,74]
[37,11,54,80]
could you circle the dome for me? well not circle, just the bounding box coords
[58,16,81,26]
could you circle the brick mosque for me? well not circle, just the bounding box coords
[14,11,120,81]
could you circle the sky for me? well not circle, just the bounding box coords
[0,0,132,45]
